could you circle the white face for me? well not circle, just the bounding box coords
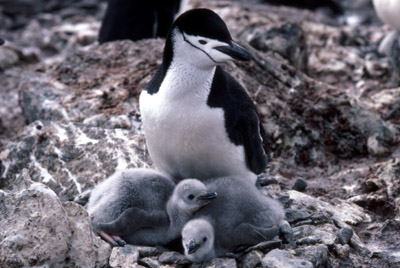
[174,179,211,215]
[182,219,215,263]
[172,28,234,69]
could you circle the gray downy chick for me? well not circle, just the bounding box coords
[191,176,284,258]
[166,178,218,233]
[87,168,175,246]
[87,170,216,246]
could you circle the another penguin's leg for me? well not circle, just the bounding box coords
[390,31,400,85]
[378,30,398,56]
[232,223,279,246]
[97,207,169,236]
[377,30,400,86]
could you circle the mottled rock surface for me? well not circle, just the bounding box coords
[0,170,110,267]
[1,120,149,201]
[0,0,399,267]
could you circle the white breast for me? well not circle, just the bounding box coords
[373,0,400,30]
[140,63,255,182]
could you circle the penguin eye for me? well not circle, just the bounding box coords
[203,237,207,242]
[198,39,207,45]
[188,194,195,200]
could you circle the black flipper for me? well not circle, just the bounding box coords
[207,66,269,175]
[237,109,268,174]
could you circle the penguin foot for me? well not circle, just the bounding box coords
[98,230,126,247]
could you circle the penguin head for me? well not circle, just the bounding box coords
[173,179,217,215]
[165,8,251,69]
[182,218,215,263]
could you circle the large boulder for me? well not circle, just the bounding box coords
[0,169,110,267]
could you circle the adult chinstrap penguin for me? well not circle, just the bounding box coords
[87,169,216,247]
[140,8,269,183]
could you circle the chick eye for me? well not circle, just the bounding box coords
[203,237,208,242]
[188,194,195,200]
[198,39,207,45]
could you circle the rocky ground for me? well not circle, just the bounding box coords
[0,0,399,267]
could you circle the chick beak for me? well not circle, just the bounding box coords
[187,239,201,254]
[196,191,217,205]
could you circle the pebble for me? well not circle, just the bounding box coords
[285,208,312,223]
[292,178,308,192]
[257,175,278,187]
[296,236,322,246]
[159,251,190,266]
[240,250,263,268]
[109,245,139,268]
[139,257,161,268]
[199,258,238,268]
[336,227,354,245]
[245,240,282,253]
[334,244,350,259]
[261,249,313,268]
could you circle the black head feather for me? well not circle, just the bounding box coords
[173,9,232,43]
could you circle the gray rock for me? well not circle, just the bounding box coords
[159,251,191,266]
[239,250,263,268]
[245,240,282,253]
[0,120,149,201]
[199,258,237,268]
[248,22,308,71]
[293,224,337,246]
[286,190,371,225]
[139,257,161,268]
[0,169,110,267]
[109,245,140,268]
[285,208,312,223]
[261,249,313,268]
[256,175,278,187]
[83,114,108,128]
[336,227,354,245]
[310,211,331,225]
[135,246,165,258]
[63,201,111,267]
[0,46,20,70]
[19,74,69,124]
[333,244,350,259]
[18,39,163,126]
[349,238,371,256]
[292,178,308,192]
[296,236,322,245]
[108,115,133,130]
[295,244,329,268]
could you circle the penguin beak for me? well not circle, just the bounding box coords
[214,41,251,61]
[197,191,217,205]
[187,239,201,254]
